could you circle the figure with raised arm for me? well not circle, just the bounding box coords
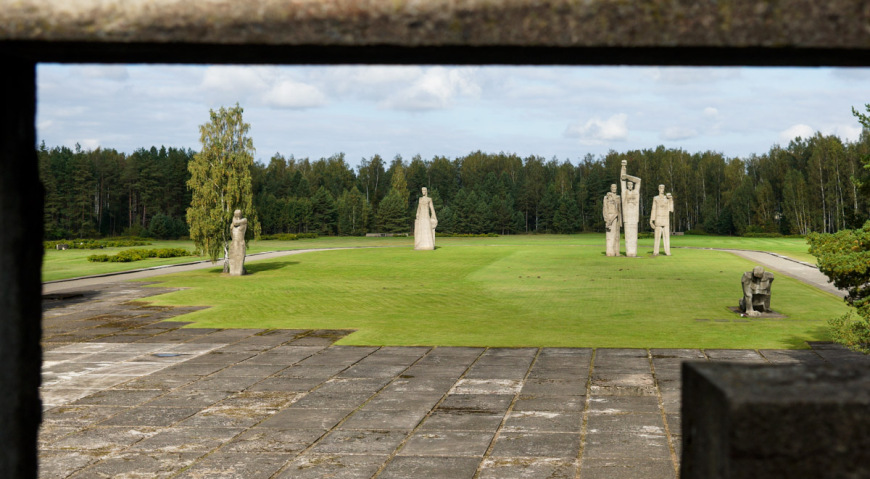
[414,187,438,250]
[650,184,674,256]
[603,183,622,256]
[620,160,641,257]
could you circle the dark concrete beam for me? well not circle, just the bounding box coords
[681,362,870,479]
[0,58,42,479]
[1,0,869,66]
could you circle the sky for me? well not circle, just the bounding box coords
[36,64,870,167]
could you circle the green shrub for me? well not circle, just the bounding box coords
[827,312,870,354]
[87,248,193,263]
[809,220,870,353]
[45,238,152,250]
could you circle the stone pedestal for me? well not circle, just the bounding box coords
[681,362,870,478]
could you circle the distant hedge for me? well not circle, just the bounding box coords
[88,248,193,263]
[46,237,151,250]
[258,233,318,241]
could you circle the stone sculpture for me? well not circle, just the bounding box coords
[650,184,674,256]
[603,183,622,256]
[414,187,438,250]
[739,266,774,316]
[620,160,641,257]
[228,209,247,275]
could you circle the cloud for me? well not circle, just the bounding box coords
[703,107,719,117]
[564,114,629,144]
[824,124,863,142]
[70,65,129,81]
[661,126,698,141]
[779,124,815,143]
[382,67,481,110]
[78,139,101,150]
[201,66,271,103]
[263,79,327,109]
[645,67,741,85]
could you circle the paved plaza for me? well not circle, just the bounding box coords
[39,281,868,479]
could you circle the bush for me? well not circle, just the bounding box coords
[827,312,870,354]
[259,233,318,241]
[45,238,151,250]
[87,248,193,263]
[809,220,870,354]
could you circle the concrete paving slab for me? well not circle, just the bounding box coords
[274,454,387,479]
[174,452,292,479]
[223,427,325,453]
[67,451,203,479]
[580,458,677,479]
[340,409,429,431]
[379,456,482,479]
[399,430,495,456]
[490,432,582,459]
[512,395,587,412]
[419,411,507,432]
[478,457,578,479]
[311,429,408,455]
[502,410,583,433]
[130,427,245,453]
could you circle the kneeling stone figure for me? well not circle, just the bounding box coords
[739,266,774,316]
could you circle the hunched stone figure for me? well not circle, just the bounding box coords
[603,183,622,256]
[739,266,774,316]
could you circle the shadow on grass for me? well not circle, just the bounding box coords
[245,261,299,274]
[781,324,832,349]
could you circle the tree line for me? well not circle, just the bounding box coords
[39,131,870,239]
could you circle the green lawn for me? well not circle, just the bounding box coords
[134,243,845,349]
[42,234,817,281]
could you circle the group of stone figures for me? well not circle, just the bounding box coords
[603,160,674,257]
[230,182,774,315]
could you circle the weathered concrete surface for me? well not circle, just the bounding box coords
[2,0,869,48]
[38,282,870,479]
[681,362,870,479]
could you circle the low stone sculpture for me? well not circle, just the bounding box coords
[414,187,438,251]
[228,209,247,276]
[739,266,774,316]
[603,183,622,256]
[620,160,641,257]
[650,184,674,256]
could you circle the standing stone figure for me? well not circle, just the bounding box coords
[603,183,622,256]
[228,209,247,276]
[414,187,438,251]
[739,266,774,316]
[650,184,674,256]
[620,160,641,257]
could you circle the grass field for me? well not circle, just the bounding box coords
[42,234,817,281]
[133,241,846,349]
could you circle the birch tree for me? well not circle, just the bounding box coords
[186,104,260,271]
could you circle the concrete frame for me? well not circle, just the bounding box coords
[1,1,869,476]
